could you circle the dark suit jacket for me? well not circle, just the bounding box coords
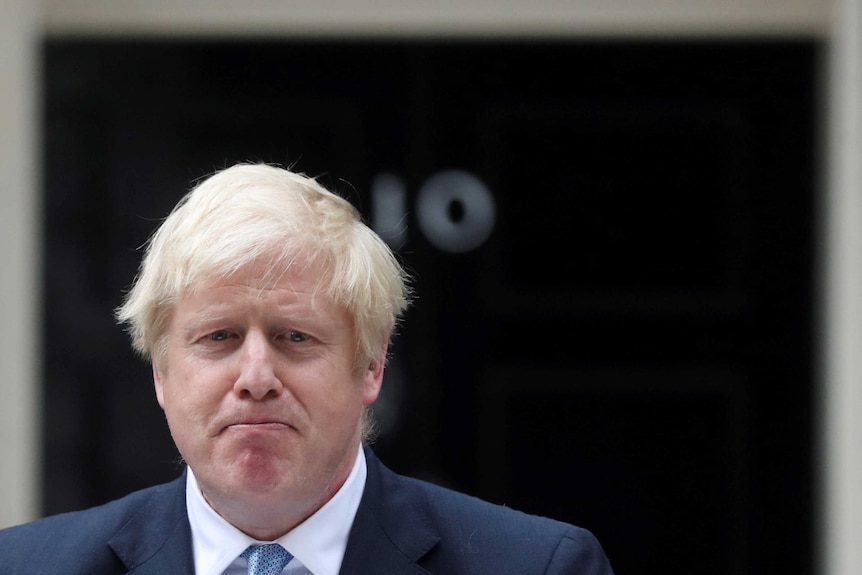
[0,447,614,574]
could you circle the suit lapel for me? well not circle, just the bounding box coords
[108,472,195,574]
[339,447,439,575]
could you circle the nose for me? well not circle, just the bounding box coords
[234,331,283,400]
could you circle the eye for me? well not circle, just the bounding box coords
[286,330,309,343]
[209,329,232,341]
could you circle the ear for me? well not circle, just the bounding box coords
[152,362,167,410]
[361,342,388,405]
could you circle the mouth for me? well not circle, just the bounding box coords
[221,420,296,434]
[229,422,290,430]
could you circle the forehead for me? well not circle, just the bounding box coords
[182,259,325,306]
[191,249,325,290]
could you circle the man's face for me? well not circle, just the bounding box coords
[153,260,383,538]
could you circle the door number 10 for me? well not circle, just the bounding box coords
[371,170,497,254]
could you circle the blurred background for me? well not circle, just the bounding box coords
[3,1,862,574]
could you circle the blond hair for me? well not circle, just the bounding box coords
[115,163,411,374]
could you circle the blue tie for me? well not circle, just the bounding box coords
[241,543,293,575]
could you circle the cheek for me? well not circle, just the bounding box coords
[160,365,221,420]
[293,365,364,410]
[160,383,219,450]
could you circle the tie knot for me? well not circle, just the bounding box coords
[241,543,293,575]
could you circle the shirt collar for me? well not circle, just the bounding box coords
[186,444,367,575]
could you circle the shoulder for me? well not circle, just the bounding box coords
[362,448,614,574]
[407,472,605,555]
[0,476,183,540]
[0,475,185,572]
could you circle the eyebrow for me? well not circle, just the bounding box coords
[176,307,233,339]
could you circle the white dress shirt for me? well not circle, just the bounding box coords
[186,445,367,575]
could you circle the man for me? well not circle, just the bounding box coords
[0,163,614,574]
